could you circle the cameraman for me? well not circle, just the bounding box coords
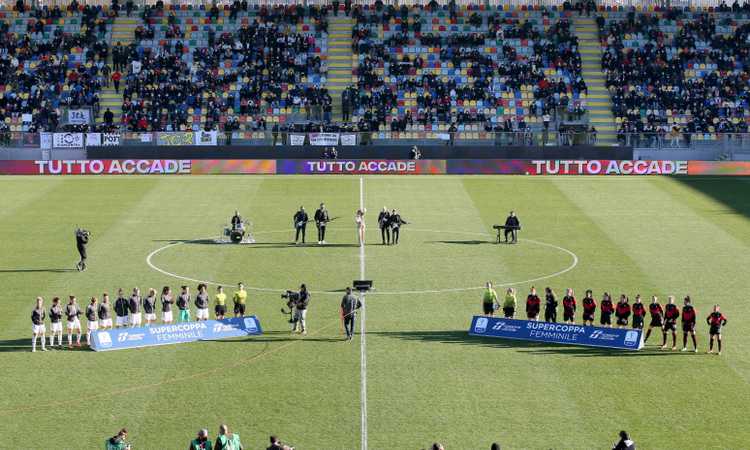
[75,228,90,271]
[292,284,310,335]
[268,435,294,450]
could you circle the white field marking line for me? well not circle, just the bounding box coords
[145,229,579,296]
[358,176,368,450]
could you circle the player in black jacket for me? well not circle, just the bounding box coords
[378,207,391,245]
[293,206,308,245]
[544,287,558,322]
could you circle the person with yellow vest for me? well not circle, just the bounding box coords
[502,287,517,318]
[232,282,247,318]
[482,281,499,316]
[214,286,227,320]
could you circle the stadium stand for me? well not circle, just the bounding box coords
[598,7,750,147]
[0,1,113,133]
[348,3,590,144]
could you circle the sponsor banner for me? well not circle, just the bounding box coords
[469,316,643,351]
[309,132,339,146]
[530,160,689,175]
[191,159,276,174]
[340,134,357,146]
[67,109,91,125]
[85,133,101,147]
[2,160,191,175]
[157,132,194,146]
[688,161,750,176]
[195,130,218,146]
[91,316,263,352]
[448,159,535,174]
[289,134,306,146]
[102,133,121,146]
[40,133,53,149]
[53,133,84,148]
[277,159,447,175]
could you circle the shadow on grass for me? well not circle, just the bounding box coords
[673,177,750,219]
[370,330,694,357]
[208,330,346,344]
[0,268,77,273]
[0,338,92,353]
[426,239,494,245]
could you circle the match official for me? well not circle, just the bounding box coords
[502,288,516,318]
[340,287,362,341]
[233,282,247,317]
[482,282,498,316]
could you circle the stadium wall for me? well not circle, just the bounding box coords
[3,159,750,176]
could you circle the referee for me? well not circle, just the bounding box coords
[340,287,362,341]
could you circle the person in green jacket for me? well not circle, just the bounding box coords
[189,429,212,450]
[105,428,129,450]
[482,281,499,316]
[214,424,243,450]
[503,287,517,318]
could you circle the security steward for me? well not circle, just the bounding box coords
[293,206,308,245]
[504,211,520,244]
[314,203,330,245]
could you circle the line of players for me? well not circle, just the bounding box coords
[30,283,251,352]
[482,284,729,354]
[291,203,407,245]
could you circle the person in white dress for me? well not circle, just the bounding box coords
[355,208,366,245]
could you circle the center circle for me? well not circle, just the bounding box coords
[146,228,578,296]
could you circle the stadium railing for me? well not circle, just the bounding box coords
[4,131,750,151]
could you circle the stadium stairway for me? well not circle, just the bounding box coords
[97,15,139,127]
[574,16,617,146]
[326,15,355,122]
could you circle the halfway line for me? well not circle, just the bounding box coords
[359,176,368,450]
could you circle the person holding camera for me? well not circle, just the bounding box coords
[188,428,212,450]
[293,206,308,245]
[105,428,130,450]
[267,435,294,450]
[341,286,362,341]
[292,284,310,335]
[75,227,90,271]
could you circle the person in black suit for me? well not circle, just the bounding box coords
[293,206,308,244]
[504,211,520,244]
[377,207,391,245]
[314,203,330,245]
[231,210,242,230]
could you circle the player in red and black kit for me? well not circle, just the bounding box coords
[661,295,680,350]
[680,296,698,352]
[644,296,663,343]
[525,286,541,321]
[706,305,727,355]
[562,288,576,324]
[581,289,596,326]
[631,294,646,330]
[600,292,614,327]
[614,294,631,328]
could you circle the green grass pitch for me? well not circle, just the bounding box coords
[1,175,749,450]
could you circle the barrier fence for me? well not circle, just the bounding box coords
[2,159,750,175]
[2,131,749,151]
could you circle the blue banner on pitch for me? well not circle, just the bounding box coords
[91,317,263,352]
[468,316,643,351]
